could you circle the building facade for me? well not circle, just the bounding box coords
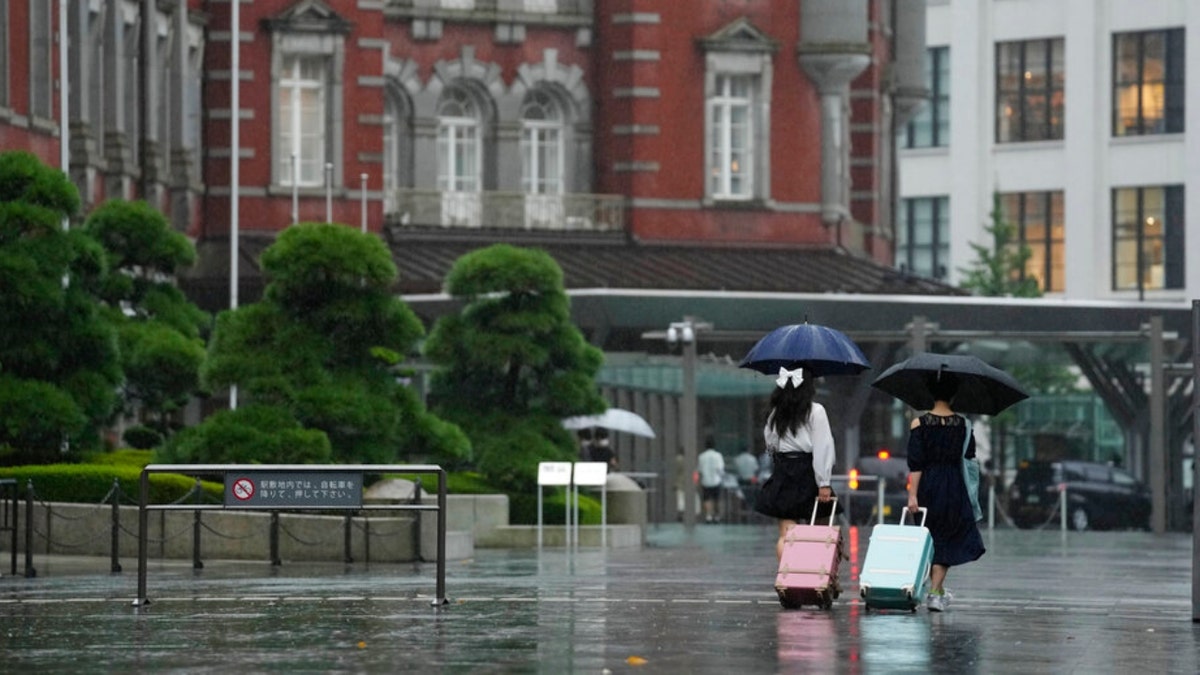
[898,0,1199,302]
[1,0,929,291]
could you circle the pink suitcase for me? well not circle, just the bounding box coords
[775,499,842,610]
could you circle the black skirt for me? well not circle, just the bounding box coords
[754,452,838,522]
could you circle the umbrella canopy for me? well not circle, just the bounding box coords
[561,408,656,438]
[870,352,1029,416]
[738,323,870,377]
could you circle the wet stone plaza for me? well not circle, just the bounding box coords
[2,526,1199,673]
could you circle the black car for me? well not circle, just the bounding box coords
[842,452,911,526]
[1008,460,1151,531]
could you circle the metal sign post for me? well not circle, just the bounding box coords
[537,462,572,549]
[573,462,608,549]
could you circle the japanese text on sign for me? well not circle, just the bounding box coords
[224,471,364,508]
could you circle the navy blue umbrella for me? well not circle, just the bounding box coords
[738,324,870,377]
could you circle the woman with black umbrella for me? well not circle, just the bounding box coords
[904,371,986,612]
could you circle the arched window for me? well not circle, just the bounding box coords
[436,87,481,193]
[383,89,412,211]
[520,89,564,195]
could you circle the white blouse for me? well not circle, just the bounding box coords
[763,402,835,488]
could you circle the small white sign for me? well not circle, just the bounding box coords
[573,462,608,487]
[538,461,573,486]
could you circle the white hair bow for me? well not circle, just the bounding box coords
[776,366,805,389]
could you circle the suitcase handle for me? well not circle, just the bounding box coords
[809,497,838,526]
[900,506,927,528]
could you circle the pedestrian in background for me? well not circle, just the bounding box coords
[906,372,986,612]
[754,367,837,560]
[697,438,725,524]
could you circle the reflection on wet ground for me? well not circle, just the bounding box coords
[2,526,1199,672]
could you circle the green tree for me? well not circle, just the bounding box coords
[958,193,1041,298]
[83,200,209,439]
[424,244,605,493]
[0,151,122,463]
[162,222,468,465]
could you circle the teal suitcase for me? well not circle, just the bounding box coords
[859,507,933,612]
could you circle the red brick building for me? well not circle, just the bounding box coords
[1,0,931,301]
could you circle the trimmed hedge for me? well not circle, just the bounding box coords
[0,464,222,505]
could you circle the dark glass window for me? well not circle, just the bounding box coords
[897,196,949,280]
[1112,185,1185,292]
[996,38,1065,143]
[905,47,949,149]
[1000,191,1065,293]
[1113,29,1185,136]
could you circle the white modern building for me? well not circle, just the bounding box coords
[898,0,1200,302]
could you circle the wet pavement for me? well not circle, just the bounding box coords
[2,524,1199,673]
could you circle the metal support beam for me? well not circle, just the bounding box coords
[1149,316,1166,534]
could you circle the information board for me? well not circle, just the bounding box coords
[224,471,364,509]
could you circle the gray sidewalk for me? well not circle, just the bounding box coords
[2,525,1199,673]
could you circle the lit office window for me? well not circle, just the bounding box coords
[996,38,1064,142]
[1000,191,1065,293]
[1113,29,1184,136]
[1112,186,1185,291]
[905,47,949,149]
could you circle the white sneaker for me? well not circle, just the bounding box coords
[926,593,946,612]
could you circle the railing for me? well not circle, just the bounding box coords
[132,464,447,608]
[388,0,594,16]
[388,189,625,233]
[0,479,15,575]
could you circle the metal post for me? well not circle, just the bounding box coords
[360,173,368,232]
[876,477,886,526]
[1190,300,1200,622]
[188,509,201,570]
[343,514,353,563]
[110,479,122,573]
[1149,316,1166,533]
[601,485,607,549]
[291,154,299,224]
[270,512,281,566]
[537,486,543,550]
[192,479,203,569]
[434,469,447,606]
[987,480,996,532]
[23,481,35,578]
[1060,484,1068,532]
[325,162,333,222]
[681,333,698,532]
[228,0,241,412]
[133,470,149,606]
[8,480,16,575]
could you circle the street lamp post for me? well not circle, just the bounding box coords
[666,318,711,533]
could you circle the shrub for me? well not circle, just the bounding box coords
[123,425,163,450]
[0,464,221,504]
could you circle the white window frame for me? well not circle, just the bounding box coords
[278,55,327,187]
[437,86,483,226]
[702,51,772,204]
[270,27,344,190]
[708,74,754,200]
[520,90,564,196]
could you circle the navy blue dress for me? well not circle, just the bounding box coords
[906,413,985,567]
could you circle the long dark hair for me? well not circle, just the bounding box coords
[767,373,817,436]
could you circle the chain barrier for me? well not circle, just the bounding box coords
[194,519,259,541]
[350,513,416,538]
[277,519,340,547]
[115,519,196,545]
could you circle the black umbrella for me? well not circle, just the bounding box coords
[738,323,870,377]
[870,352,1029,415]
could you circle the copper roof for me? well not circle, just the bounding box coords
[383,227,962,296]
